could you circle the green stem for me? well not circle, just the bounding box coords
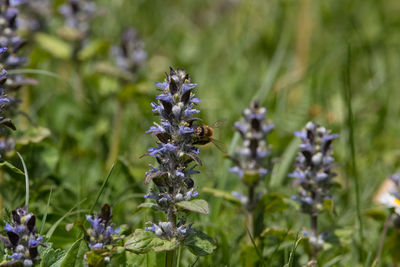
[166,206,177,267]
[375,214,392,264]
[310,215,318,264]
[246,185,255,243]
[165,249,177,267]
[343,44,364,260]
[176,246,182,267]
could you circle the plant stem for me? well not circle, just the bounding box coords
[310,214,318,263]
[166,206,177,267]
[165,249,177,267]
[246,185,255,243]
[176,246,182,267]
[376,214,392,264]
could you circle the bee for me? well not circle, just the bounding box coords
[193,120,227,153]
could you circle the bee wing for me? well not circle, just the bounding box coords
[211,119,227,128]
[211,138,227,154]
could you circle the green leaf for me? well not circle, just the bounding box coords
[260,192,289,214]
[41,145,59,171]
[176,199,209,215]
[333,227,354,246]
[60,239,88,267]
[108,248,127,267]
[125,229,178,254]
[202,187,240,204]
[16,126,51,145]
[364,207,388,222]
[85,250,107,267]
[260,227,297,240]
[132,202,158,215]
[78,40,107,61]
[184,230,216,256]
[240,244,259,267]
[95,62,133,81]
[242,171,260,186]
[57,26,83,42]
[35,33,72,59]
[39,242,65,267]
[323,198,334,212]
[0,161,24,175]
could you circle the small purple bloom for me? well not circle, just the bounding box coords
[179,126,193,135]
[184,107,200,116]
[155,82,168,89]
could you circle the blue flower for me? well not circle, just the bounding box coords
[146,124,165,134]
[184,107,200,117]
[147,143,176,156]
[230,101,273,210]
[184,188,198,200]
[111,28,146,74]
[179,125,193,135]
[144,68,205,240]
[1,207,43,265]
[85,204,120,251]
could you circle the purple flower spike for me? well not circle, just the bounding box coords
[85,204,120,251]
[144,68,206,241]
[230,101,274,211]
[1,207,43,265]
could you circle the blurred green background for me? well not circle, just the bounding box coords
[2,0,400,266]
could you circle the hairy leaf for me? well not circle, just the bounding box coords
[185,230,216,256]
[125,229,178,254]
[176,199,209,215]
[59,239,88,267]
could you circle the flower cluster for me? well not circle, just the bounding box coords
[0,1,29,94]
[17,0,50,32]
[85,204,120,250]
[230,101,274,210]
[0,206,43,266]
[289,121,338,259]
[144,67,202,240]
[289,122,338,216]
[111,28,147,75]
[59,0,97,42]
[0,0,29,158]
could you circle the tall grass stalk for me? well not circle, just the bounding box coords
[342,44,364,259]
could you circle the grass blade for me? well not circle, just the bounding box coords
[17,152,29,207]
[246,226,264,266]
[40,187,53,234]
[89,164,115,214]
[341,44,364,258]
[46,199,87,239]
[284,233,301,267]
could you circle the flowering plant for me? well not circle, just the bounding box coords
[290,121,339,264]
[125,68,215,266]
